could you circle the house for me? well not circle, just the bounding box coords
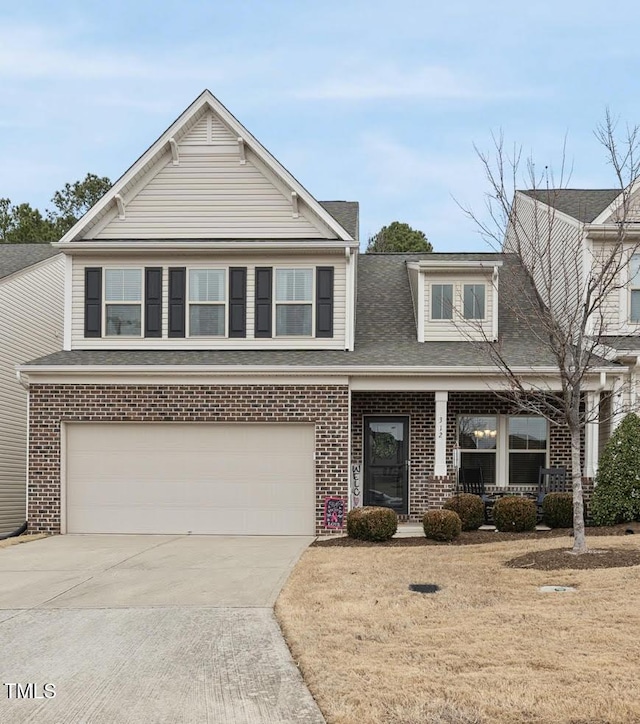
[509,188,640,443]
[16,91,620,537]
[0,245,64,535]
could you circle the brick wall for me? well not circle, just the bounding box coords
[351,392,443,519]
[352,390,582,523]
[28,384,349,536]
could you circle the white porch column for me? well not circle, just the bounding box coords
[611,375,625,432]
[584,390,600,479]
[434,391,448,477]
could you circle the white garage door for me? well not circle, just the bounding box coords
[65,423,315,535]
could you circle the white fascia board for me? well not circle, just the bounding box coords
[17,363,620,380]
[584,223,640,239]
[52,240,357,255]
[416,260,503,273]
[60,91,353,243]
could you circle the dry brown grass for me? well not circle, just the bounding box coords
[0,533,47,549]
[276,536,640,724]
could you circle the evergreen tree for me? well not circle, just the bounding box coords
[591,413,640,525]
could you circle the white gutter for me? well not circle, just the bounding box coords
[17,363,622,379]
[52,240,358,253]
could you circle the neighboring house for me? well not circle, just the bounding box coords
[509,188,640,440]
[0,245,64,535]
[16,91,619,537]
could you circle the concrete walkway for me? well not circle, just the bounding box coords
[0,535,324,724]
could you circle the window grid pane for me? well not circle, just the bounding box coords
[631,290,640,323]
[460,452,496,486]
[106,305,141,336]
[463,284,485,319]
[189,269,225,302]
[105,269,141,301]
[630,255,640,287]
[508,416,548,450]
[509,452,546,485]
[431,284,453,319]
[276,304,312,336]
[275,269,313,302]
[189,305,225,336]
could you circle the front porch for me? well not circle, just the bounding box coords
[350,389,600,523]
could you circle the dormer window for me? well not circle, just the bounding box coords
[630,255,640,323]
[431,284,453,320]
[463,284,485,320]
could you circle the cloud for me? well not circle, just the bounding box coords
[296,65,529,102]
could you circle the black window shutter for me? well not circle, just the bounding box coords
[255,267,273,338]
[168,267,186,338]
[84,267,102,338]
[144,267,163,338]
[316,266,334,338]
[228,267,247,338]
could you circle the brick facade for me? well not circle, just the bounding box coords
[352,390,584,523]
[28,383,349,536]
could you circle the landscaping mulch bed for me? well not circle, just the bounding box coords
[505,546,640,570]
[313,522,640,548]
[314,523,640,570]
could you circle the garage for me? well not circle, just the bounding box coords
[64,423,316,535]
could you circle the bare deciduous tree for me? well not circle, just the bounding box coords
[461,112,640,554]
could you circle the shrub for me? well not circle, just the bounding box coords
[422,509,462,541]
[542,492,574,528]
[591,413,640,526]
[346,506,398,541]
[443,493,484,531]
[492,496,537,532]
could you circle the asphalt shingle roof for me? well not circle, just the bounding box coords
[0,244,60,280]
[26,252,596,370]
[520,189,620,223]
[318,201,359,240]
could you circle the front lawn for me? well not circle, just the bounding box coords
[276,536,640,724]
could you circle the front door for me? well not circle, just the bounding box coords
[363,417,409,514]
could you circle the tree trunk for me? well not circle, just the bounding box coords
[570,425,588,554]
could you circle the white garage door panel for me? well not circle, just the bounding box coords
[66,423,315,535]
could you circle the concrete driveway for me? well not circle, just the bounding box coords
[0,535,324,724]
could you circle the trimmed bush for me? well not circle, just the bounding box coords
[591,412,640,526]
[443,493,484,531]
[422,509,462,541]
[542,492,574,528]
[492,496,537,532]
[346,506,398,542]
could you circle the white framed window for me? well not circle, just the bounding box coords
[458,414,548,487]
[629,254,640,323]
[275,268,313,336]
[431,283,453,320]
[188,269,226,336]
[104,268,142,337]
[463,284,485,319]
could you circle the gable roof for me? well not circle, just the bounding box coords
[520,189,621,223]
[0,244,60,280]
[60,90,354,243]
[24,253,610,371]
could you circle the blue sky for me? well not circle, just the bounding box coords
[2,0,640,250]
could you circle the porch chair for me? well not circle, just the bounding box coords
[459,467,495,523]
[536,467,568,521]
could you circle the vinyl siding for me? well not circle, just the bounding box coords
[506,193,584,331]
[423,276,494,342]
[71,254,348,350]
[91,149,332,240]
[0,255,64,534]
[590,241,640,336]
